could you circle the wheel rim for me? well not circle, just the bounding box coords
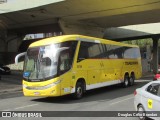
[138,107,145,119]
[125,78,128,86]
[130,77,133,85]
[77,86,82,97]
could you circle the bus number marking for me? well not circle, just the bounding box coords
[77,65,82,68]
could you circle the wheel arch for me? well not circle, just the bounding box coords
[137,103,146,111]
[130,71,135,76]
[76,78,86,92]
[137,103,142,108]
[124,72,129,79]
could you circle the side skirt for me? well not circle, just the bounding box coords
[71,80,121,93]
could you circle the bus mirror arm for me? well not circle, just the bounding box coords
[15,52,26,65]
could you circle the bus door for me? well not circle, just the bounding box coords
[58,50,73,95]
[58,41,78,95]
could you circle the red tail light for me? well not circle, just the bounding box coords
[153,74,160,81]
[134,90,137,96]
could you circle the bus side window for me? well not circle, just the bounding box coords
[78,41,104,60]
[108,45,118,59]
[59,52,71,73]
[78,42,89,62]
[124,47,134,59]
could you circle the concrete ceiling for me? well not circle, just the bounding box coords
[0,0,160,29]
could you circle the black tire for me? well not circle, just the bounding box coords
[137,105,147,120]
[122,74,129,88]
[129,74,135,86]
[73,82,84,99]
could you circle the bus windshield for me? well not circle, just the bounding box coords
[23,41,77,81]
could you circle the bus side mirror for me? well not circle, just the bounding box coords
[15,52,26,64]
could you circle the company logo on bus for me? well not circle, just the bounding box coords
[125,62,138,65]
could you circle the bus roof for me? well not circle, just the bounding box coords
[29,34,139,48]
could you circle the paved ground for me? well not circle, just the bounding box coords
[0,72,22,92]
[0,79,152,120]
[0,72,154,120]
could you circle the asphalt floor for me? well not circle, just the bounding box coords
[0,71,22,94]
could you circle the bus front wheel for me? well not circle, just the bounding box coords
[73,81,84,99]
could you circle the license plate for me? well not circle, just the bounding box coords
[34,92,40,95]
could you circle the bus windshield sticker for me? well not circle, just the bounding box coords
[23,72,30,77]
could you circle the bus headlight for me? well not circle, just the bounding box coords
[23,84,27,88]
[23,80,61,90]
[42,80,61,89]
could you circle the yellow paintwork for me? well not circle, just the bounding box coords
[23,34,142,97]
[29,35,138,48]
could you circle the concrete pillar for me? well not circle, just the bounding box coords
[0,30,7,65]
[0,30,25,65]
[6,34,25,64]
[152,37,159,74]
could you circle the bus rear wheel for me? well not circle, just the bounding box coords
[73,81,84,99]
[122,75,129,88]
[129,74,135,86]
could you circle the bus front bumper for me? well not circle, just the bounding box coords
[23,80,61,97]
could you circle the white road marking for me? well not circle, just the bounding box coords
[135,80,151,82]
[2,104,38,111]
[3,109,11,111]
[14,104,38,110]
[110,97,133,105]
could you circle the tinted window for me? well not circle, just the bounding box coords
[124,47,140,59]
[88,43,103,58]
[102,44,109,58]
[78,42,104,59]
[147,83,160,96]
[107,45,124,59]
[78,41,140,60]
[107,45,118,59]
[78,42,89,59]
[59,51,71,74]
[58,41,78,75]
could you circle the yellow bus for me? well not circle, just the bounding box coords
[16,35,142,99]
